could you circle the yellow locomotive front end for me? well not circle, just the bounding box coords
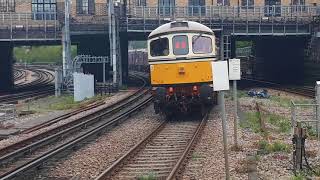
[148,21,216,118]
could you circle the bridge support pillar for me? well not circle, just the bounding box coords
[0,42,13,92]
[120,32,128,85]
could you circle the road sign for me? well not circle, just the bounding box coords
[229,58,241,80]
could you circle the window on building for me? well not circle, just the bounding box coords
[32,0,56,20]
[173,35,189,55]
[77,0,95,15]
[0,0,15,12]
[264,0,281,16]
[137,0,146,6]
[188,0,205,16]
[150,38,169,57]
[192,35,212,54]
[217,0,230,6]
[241,0,254,8]
[159,0,175,16]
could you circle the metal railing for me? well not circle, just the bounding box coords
[0,4,319,40]
[128,5,320,19]
[291,100,320,139]
[236,46,252,57]
[0,12,60,40]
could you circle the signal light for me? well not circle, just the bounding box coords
[193,85,198,91]
[168,87,174,95]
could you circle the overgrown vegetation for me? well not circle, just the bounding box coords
[241,111,290,134]
[270,95,311,108]
[241,112,262,133]
[258,140,290,154]
[20,94,109,113]
[237,90,249,98]
[137,172,157,180]
[14,45,77,64]
[291,173,305,180]
[270,96,292,107]
[266,114,291,133]
[47,94,108,110]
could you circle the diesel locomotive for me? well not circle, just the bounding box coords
[147,21,217,118]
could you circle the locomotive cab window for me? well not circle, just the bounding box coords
[192,35,212,54]
[173,35,189,55]
[150,38,169,57]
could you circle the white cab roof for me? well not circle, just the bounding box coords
[148,21,213,38]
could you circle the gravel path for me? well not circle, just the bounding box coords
[39,105,162,180]
[0,91,134,149]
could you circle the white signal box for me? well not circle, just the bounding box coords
[228,58,241,80]
[212,61,230,91]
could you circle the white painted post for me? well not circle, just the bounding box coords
[316,81,320,139]
[233,80,238,148]
[220,91,230,180]
[229,58,241,147]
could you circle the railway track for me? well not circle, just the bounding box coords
[13,69,26,83]
[0,68,55,104]
[0,75,151,180]
[96,112,208,180]
[242,77,315,98]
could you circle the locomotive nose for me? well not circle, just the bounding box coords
[178,65,185,75]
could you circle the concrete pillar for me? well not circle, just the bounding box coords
[231,36,236,59]
[120,32,129,85]
[0,42,13,92]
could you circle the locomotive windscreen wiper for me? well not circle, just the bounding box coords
[192,33,203,45]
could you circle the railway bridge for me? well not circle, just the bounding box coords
[0,1,320,91]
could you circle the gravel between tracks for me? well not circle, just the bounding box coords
[0,91,134,149]
[40,105,162,179]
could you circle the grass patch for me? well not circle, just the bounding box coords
[240,112,262,133]
[18,94,111,113]
[304,124,318,138]
[240,111,290,134]
[191,153,202,160]
[270,96,292,107]
[291,173,305,180]
[258,140,290,154]
[266,114,291,133]
[46,94,108,111]
[237,90,248,98]
[137,172,157,180]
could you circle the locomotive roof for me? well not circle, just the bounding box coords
[148,21,213,38]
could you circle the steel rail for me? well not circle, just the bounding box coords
[95,111,209,180]
[0,74,147,157]
[242,77,315,98]
[0,93,153,180]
